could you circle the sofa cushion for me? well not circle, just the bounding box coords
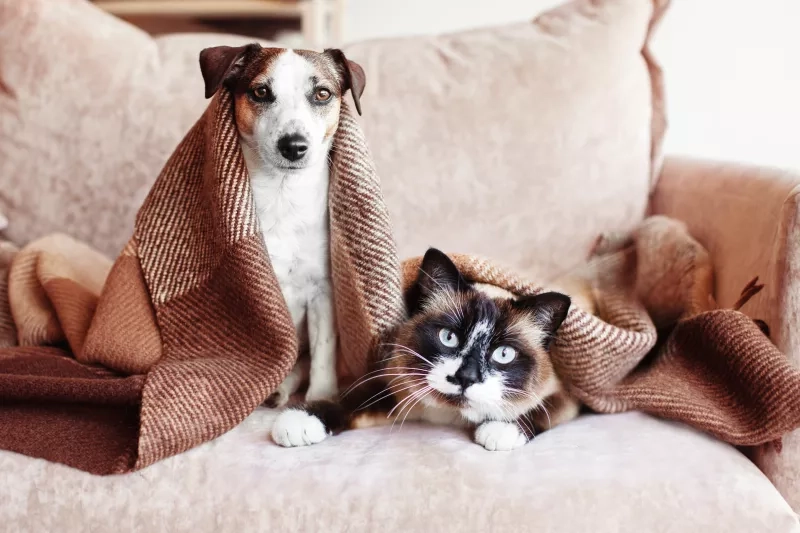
[0,411,796,532]
[0,0,263,257]
[342,0,668,277]
[0,0,666,277]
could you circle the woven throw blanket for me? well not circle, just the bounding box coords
[0,90,402,474]
[399,216,800,447]
[2,100,800,475]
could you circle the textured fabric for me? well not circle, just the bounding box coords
[397,216,800,446]
[0,93,401,473]
[0,410,797,533]
[341,0,668,278]
[0,240,19,348]
[0,0,668,283]
[650,156,800,512]
[0,348,143,474]
[8,234,112,351]
[3,0,799,520]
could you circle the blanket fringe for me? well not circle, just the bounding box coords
[732,276,764,311]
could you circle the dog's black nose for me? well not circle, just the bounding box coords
[277,134,309,162]
[448,360,481,390]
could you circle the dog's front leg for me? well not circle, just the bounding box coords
[305,286,338,401]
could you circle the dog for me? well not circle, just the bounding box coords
[198,43,366,406]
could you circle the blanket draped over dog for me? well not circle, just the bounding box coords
[0,90,403,473]
[2,99,800,475]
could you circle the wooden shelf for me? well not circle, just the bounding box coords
[94,0,303,19]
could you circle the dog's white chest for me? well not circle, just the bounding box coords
[247,161,332,331]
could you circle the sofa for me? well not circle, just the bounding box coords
[1,0,799,531]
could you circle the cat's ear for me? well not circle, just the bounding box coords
[407,248,469,313]
[513,292,571,349]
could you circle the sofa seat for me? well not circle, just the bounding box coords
[1,411,797,533]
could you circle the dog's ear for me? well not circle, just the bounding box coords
[324,48,366,116]
[199,43,260,99]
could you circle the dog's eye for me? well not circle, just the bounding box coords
[438,328,459,348]
[250,86,273,102]
[314,88,332,102]
[491,346,517,365]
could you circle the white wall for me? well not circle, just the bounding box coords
[342,0,800,171]
[653,0,800,171]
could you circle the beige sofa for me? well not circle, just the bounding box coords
[1,0,799,531]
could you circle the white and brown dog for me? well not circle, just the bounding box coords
[199,44,365,406]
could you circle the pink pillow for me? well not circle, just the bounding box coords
[342,0,668,278]
[0,0,259,256]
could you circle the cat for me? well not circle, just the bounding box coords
[270,247,581,451]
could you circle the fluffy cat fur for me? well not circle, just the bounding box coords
[271,248,581,450]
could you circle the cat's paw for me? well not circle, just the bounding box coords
[474,421,528,451]
[271,409,330,447]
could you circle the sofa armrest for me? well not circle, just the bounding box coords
[650,155,800,512]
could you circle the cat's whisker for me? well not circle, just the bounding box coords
[341,368,427,398]
[387,386,429,420]
[499,398,535,438]
[342,366,424,395]
[507,389,553,429]
[382,350,434,370]
[398,388,434,430]
[526,393,552,430]
[390,387,432,432]
[380,350,433,367]
[341,366,425,393]
[494,399,516,424]
[387,389,422,420]
[380,343,435,368]
[356,379,428,411]
[342,372,429,397]
[504,387,550,416]
[385,375,407,387]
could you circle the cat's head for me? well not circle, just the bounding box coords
[388,248,571,424]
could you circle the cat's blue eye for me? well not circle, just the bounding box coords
[491,346,517,364]
[437,328,459,348]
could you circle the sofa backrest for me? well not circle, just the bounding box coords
[0,0,667,280]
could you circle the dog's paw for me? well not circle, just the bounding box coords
[264,389,290,408]
[474,421,528,451]
[271,409,329,447]
[304,380,338,403]
[264,373,303,408]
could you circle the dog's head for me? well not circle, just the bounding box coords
[199,44,365,170]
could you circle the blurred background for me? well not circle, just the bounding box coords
[95,0,800,172]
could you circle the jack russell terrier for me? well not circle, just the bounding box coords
[199,43,366,406]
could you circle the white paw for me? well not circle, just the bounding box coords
[265,389,290,408]
[271,409,329,447]
[474,421,528,451]
[304,379,338,402]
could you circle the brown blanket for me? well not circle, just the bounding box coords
[399,216,800,447]
[0,89,402,473]
[2,94,800,474]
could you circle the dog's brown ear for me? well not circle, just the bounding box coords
[325,49,366,116]
[199,43,260,99]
